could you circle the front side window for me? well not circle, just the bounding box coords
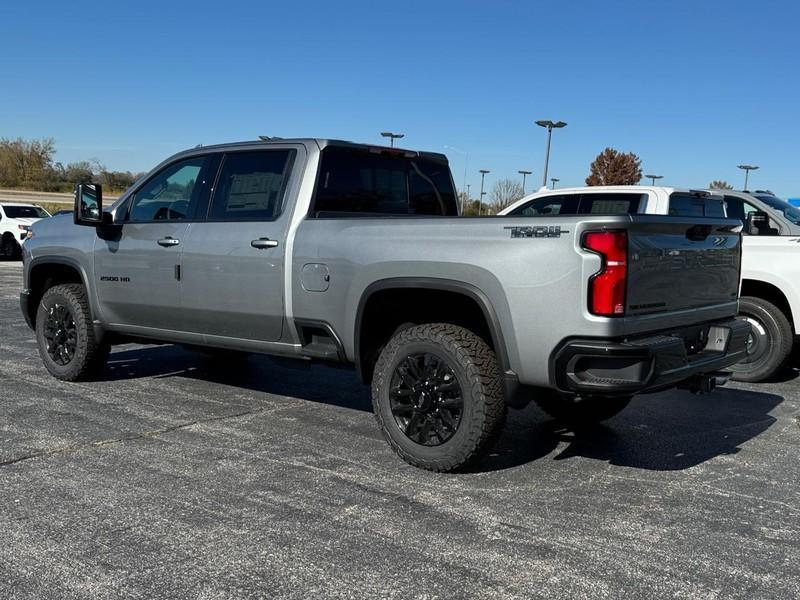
[755,194,800,226]
[516,195,578,216]
[209,150,294,221]
[312,148,457,217]
[128,156,208,222]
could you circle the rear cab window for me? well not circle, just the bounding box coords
[311,146,458,217]
[667,193,725,218]
[510,193,644,216]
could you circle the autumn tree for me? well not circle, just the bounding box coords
[489,178,524,212]
[586,147,642,186]
[0,137,57,189]
[709,180,733,190]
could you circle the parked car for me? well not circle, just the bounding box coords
[20,140,748,471]
[0,202,51,259]
[501,186,800,382]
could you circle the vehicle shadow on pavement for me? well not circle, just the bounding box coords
[104,344,373,412]
[104,344,783,473]
[478,387,783,472]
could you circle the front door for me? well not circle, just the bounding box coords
[180,148,299,342]
[94,154,214,332]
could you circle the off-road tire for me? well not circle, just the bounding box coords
[535,391,632,426]
[371,323,506,472]
[1,235,21,260]
[729,296,793,383]
[35,283,110,381]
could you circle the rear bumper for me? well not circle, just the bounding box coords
[551,318,751,395]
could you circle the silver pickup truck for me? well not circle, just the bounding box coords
[20,138,749,471]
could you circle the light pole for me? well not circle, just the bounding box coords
[445,145,469,213]
[550,178,560,189]
[645,174,663,185]
[380,131,404,147]
[535,120,567,187]
[737,164,759,190]
[479,169,490,216]
[518,170,532,194]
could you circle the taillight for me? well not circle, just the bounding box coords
[583,231,627,317]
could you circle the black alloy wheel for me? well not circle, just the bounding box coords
[389,352,464,446]
[43,303,78,365]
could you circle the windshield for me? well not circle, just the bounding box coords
[3,205,50,219]
[754,195,800,225]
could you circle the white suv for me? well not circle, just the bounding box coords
[0,202,51,259]
[501,186,800,383]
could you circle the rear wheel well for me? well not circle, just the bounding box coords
[27,263,84,327]
[741,279,794,330]
[357,287,499,383]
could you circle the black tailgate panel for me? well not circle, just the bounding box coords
[626,217,741,316]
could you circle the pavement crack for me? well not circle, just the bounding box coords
[0,408,264,468]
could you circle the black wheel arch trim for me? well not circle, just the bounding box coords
[24,256,104,341]
[354,277,515,381]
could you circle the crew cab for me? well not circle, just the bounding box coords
[20,140,748,471]
[1,202,50,259]
[501,186,800,382]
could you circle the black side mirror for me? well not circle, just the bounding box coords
[74,183,103,226]
[745,211,770,235]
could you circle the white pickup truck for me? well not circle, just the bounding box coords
[501,186,800,382]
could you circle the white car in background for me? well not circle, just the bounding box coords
[500,186,800,383]
[0,202,51,259]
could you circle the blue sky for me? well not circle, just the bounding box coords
[2,0,798,197]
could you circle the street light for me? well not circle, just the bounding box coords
[518,170,532,194]
[737,164,759,190]
[550,178,560,189]
[380,131,404,147]
[535,120,567,187]
[479,169,490,216]
[645,174,663,185]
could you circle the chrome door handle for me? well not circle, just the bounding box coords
[251,238,279,249]
[157,237,181,247]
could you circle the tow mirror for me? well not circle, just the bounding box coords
[74,183,103,226]
[745,211,769,235]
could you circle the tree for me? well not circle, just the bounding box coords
[709,180,733,190]
[489,178,524,212]
[586,147,642,186]
[0,137,57,189]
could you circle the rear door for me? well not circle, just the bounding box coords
[94,155,215,330]
[179,146,301,342]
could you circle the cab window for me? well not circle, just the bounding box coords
[128,156,209,222]
[209,150,295,221]
[512,193,642,216]
[668,193,725,218]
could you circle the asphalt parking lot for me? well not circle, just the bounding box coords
[1,261,799,599]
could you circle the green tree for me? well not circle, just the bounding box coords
[0,137,57,189]
[709,180,733,190]
[586,147,642,186]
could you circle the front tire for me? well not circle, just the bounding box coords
[729,296,793,383]
[35,283,110,381]
[1,235,21,260]
[371,323,506,472]
[534,391,632,426]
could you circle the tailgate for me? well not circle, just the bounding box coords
[625,216,742,316]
